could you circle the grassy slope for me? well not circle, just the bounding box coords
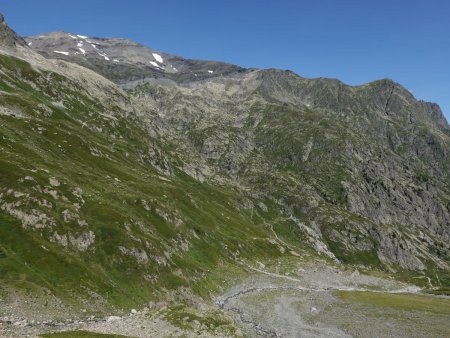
[338,290,450,315]
[0,54,295,313]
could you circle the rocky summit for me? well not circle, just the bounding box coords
[25,32,246,85]
[1,12,449,338]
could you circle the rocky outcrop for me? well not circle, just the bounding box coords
[0,14,26,49]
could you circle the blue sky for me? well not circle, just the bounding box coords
[2,0,449,120]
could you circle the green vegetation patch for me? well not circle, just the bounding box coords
[163,304,237,336]
[337,291,450,315]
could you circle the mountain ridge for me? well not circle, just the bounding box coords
[25,30,449,130]
[25,30,248,85]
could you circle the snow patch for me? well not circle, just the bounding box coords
[68,34,78,39]
[77,34,88,39]
[208,70,214,74]
[79,48,86,55]
[53,51,69,56]
[77,41,83,47]
[149,61,160,68]
[113,59,120,63]
[27,42,32,46]
[96,52,110,61]
[152,53,163,63]
[90,43,98,50]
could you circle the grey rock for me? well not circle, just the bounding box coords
[0,13,27,49]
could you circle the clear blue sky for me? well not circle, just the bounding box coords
[2,0,449,120]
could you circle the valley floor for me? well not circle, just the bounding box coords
[216,263,450,338]
[2,258,449,337]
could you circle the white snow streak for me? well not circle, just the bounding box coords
[152,53,163,63]
[208,70,214,73]
[79,48,86,55]
[53,51,69,56]
[77,35,88,39]
[96,52,110,61]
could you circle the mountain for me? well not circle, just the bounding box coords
[1,13,450,337]
[25,32,247,84]
[130,69,450,271]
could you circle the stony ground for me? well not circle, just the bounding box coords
[0,309,234,338]
[3,258,449,338]
[216,260,450,338]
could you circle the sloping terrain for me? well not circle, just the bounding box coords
[0,48,291,315]
[130,69,450,275]
[0,13,450,337]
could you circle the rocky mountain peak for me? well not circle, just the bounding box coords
[0,12,26,49]
[25,31,247,85]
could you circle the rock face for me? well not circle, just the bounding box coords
[131,68,450,271]
[0,12,449,314]
[0,14,26,48]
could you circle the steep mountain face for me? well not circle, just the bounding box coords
[25,32,247,84]
[131,69,450,272]
[1,13,450,324]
